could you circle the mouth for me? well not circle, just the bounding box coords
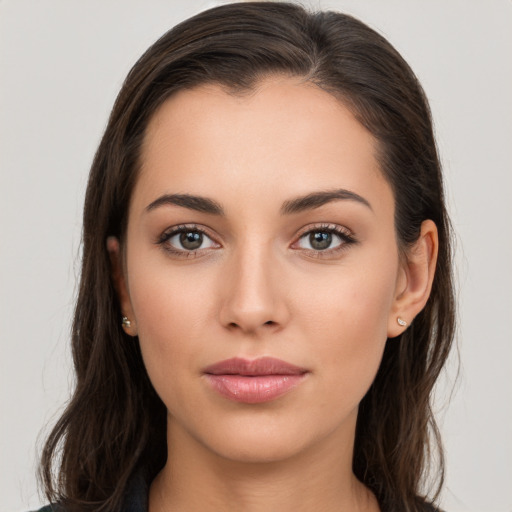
[203,357,309,404]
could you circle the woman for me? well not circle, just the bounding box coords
[38,2,455,511]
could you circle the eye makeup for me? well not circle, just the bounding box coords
[154,221,358,260]
[292,223,357,259]
[155,223,220,259]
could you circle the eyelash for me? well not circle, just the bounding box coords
[293,223,357,258]
[156,224,219,258]
[156,223,357,259]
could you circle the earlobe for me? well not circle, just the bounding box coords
[107,236,138,336]
[387,220,438,338]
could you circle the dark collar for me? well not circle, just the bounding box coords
[121,471,149,512]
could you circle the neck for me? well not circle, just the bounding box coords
[149,415,379,512]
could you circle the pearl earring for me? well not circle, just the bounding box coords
[122,316,131,328]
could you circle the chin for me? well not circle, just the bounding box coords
[184,412,344,466]
[209,434,312,465]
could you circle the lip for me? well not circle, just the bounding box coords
[203,357,308,404]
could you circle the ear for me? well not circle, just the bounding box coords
[387,220,438,338]
[106,236,138,336]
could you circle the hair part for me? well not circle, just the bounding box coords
[40,3,455,512]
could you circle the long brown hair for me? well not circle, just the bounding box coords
[40,3,455,511]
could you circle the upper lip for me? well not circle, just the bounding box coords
[203,357,308,376]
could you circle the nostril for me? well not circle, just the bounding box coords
[227,320,276,331]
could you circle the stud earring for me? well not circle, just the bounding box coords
[397,317,407,327]
[122,316,131,328]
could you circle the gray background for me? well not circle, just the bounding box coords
[1,1,511,511]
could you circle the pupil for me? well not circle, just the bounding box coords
[180,231,202,250]
[310,231,332,250]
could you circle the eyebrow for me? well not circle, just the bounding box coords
[145,189,372,216]
[146,194,224,215]
[280,189,372,215]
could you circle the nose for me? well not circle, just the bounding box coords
[219,242,290,335]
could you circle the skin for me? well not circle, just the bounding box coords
[109,76,438,512]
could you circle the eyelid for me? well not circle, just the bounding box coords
[156,223,221,257]
[294,222,353,240]
[155,222,357,259]
[291,222,357,258]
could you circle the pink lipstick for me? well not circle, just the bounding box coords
[203,357,308,404]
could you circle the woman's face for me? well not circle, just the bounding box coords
[119,77,409,463]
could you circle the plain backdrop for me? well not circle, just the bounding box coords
[1,1,511,511]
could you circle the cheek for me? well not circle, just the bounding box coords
[127,261,217,389]
[294,257,397,397]
[298,255,397,335]
[129,246,217,326]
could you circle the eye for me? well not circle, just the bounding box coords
[157,225,219,256]
[299,231,341,251]
[169,230,215,251]
[293,224,356,256]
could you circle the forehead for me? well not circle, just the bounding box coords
[134,77,391,216]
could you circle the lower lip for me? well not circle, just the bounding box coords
[205,374,307,403]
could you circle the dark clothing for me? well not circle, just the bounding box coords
[33,472,148,512]
[121,472,149,512]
